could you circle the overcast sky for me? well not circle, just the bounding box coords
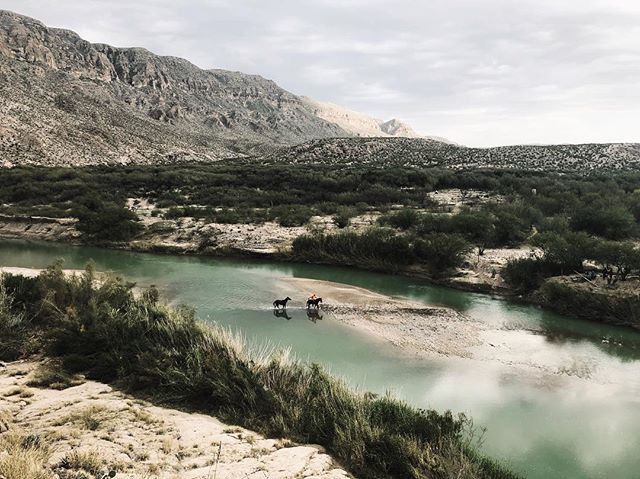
[3,0,640,146]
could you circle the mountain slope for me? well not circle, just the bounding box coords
[0,10,353,166]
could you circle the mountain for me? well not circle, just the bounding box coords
[300,97,454,143]
[1,10,637,171]
[260,137,640,171]
[0,10,430,167]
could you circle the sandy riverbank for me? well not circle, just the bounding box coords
[278,277,640,387]
[0,266,86,278]
[281,277,485,359]
[0,361,350,479]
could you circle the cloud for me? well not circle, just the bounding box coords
[2,0,639,146]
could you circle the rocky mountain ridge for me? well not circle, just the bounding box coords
[0,10,424,166]
[260,137,640,171]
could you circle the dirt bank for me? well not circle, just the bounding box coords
[0,360,350,479]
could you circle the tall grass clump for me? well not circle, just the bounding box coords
[0,432,50,479]
[0,264,519,479]
[292,227,414,271]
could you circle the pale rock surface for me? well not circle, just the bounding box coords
[0,361,352,479]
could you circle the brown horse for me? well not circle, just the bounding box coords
[306,297,323,309]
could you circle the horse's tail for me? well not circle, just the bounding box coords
[273,300,278,307]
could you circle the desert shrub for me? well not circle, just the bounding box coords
[537,215,570,234]
[269,205,315,227]
[54,93,77,113]
[292,228,414,270]
[413,234,472,273]
[502,258,557,292]
[59,449,105,474]
[0,277,36,361]
[0,432,50,479]
[535,279,640,327]
[26,362,85,390]
[379,208,422,230]
[531,231,595,274]
[332,206,358,228]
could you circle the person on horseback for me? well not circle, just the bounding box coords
[309,292,317,301]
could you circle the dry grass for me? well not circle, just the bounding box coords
[60,449,104,475]
[56,405,109,431]
[129,407,160,426]
[26,362,85,390]
[0,432,50,479]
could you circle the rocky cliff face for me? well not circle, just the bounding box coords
[0,10,354,166]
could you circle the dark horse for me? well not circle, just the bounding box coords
[306,297,323,309]
[273,297,292,309]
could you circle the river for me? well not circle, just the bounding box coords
[1,238,639,479]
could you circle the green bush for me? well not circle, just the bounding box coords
[333,206,358,228]
[74,201,142,242]
[535,279,640,327]
[414,234,472,273]
[293,228,414,270]
[570,205,636,240]
[502,258,556,292]
[531,231,595,274]
[380,209,422,230]
[269,205,315,227]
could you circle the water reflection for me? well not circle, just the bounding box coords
[273,309,292,320]
[306,308,324,323]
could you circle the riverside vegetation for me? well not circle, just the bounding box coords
[0,263,519,479]
[0,163,639,324]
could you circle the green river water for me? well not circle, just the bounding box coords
[1,239,639,479]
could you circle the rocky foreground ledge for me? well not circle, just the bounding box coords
[0,361,350,479]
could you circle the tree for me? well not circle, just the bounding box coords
[592,241,640,280]
[570,205,635,240]
[532,231,595,274]
[74,199,142,242]
[450,210,496,255]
